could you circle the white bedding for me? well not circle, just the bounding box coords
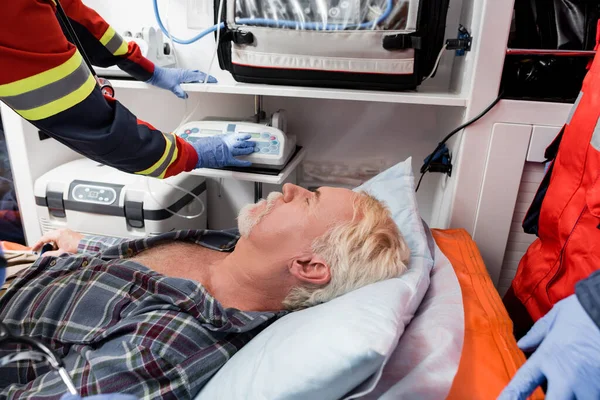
[195,157,466,399]
[362,232,465,399]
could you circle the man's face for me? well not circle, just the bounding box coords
[237,184,357,257]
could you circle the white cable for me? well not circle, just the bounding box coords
[422,43,447,82]
[144,177,206,219]
[143,0,225,220]
[174,0,224,132]
[165,0,195,120]
[165,0,180,68]
[147,0,205,220]
[202,0,224,89]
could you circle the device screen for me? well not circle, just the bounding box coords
[201,129,222,136]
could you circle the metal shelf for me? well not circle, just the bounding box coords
[109,79,468,107]
[506,48,596,57]
[186,147,306,184]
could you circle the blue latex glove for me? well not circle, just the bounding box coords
[60,394,137,400]
[192,134,256,168]
[498,295,600,400]
[145,66,217,99]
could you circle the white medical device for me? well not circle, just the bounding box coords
[34,159,207,239]
[95,27,175,78]
[176,120,297,170]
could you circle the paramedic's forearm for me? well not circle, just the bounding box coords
[60,0,155,80]
[30,87,197,178]
[0,2,196,177]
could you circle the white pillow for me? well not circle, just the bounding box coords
[362,240,464,400]
[196,157,435,400]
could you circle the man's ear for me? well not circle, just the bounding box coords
[289,254,331,286]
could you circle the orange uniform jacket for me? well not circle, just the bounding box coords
[0,0,198,178]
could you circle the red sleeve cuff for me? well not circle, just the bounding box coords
[128,41,155,74]
[164,138,198,178]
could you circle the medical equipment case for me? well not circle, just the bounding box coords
[214,0,450,91]
[34,159,207,239]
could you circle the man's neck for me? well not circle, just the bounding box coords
[206,248,291,312]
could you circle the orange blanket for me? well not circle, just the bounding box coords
[1,241,30,251]
[432,229,544,400]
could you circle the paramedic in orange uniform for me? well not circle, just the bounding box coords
[0,0,255,179]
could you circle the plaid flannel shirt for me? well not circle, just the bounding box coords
[0,230,284,399]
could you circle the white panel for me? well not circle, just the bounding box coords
[473,123,532,286]
[112,80,468,107]
[261,97,451,224]
[497,162,546,296]
[527,126,562,162]
[1,105,82,245]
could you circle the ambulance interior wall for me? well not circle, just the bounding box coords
[86,0,470,225]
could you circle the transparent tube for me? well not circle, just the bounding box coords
[234,0,412,30]
[146,0,222,221]
[144,177,206,220]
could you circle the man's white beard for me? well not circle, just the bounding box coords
[237,192,283,237]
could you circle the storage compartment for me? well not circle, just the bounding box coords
[215,0,451,91]
[501,0,600,102]
[0,118,25,245]
[34,159,208,239]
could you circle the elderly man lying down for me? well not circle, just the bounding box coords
[0,184,409,399]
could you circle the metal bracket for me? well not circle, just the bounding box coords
[254,95,266,123]
[446,25,472,56]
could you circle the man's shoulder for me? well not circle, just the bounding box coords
[98,229,241,259]
[148,229,240,251]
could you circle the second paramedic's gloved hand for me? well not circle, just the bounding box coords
[60,394,138,400]
[498,295,600,400]
[192,134,256,168]
[145,66,217,99]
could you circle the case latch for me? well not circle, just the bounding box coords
[232,30,255,45]
[46,191,66,218]
[125,201,145,229]
[382,34,422,51]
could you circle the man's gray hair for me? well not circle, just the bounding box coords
[283,191,410,310]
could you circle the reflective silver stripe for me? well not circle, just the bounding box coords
[567,91,584,124]
[1,59,91,111]
[105,33,125,54]
[147,133,177,177]
[592,116,600,151]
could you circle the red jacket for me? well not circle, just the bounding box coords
[511,43,600,321]
[0,0,197,178]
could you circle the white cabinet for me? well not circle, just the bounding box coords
[0,0,580,294]
[471,101,571,287]
[473,123,533,285]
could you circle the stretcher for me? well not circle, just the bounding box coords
[0,229,545,399]
[432,229,544,400]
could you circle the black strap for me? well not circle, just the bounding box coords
[382,34,422,51]
[54,0,98,78]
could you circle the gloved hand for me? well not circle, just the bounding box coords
[192,134,256,168]
[145,66,217,99]
[60,394,138,400]
[498,295,600,400]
